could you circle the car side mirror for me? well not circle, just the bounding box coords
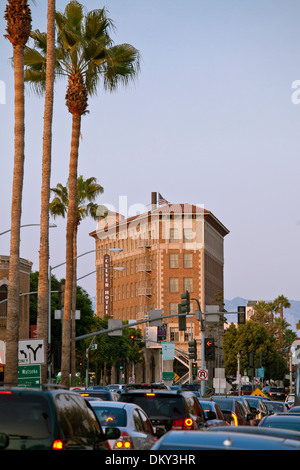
[0,433,9,449]
[105,427,120,440]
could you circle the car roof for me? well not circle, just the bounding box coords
[153,430,300,450]
[206,426,300,440]
[119,389,193,397]
[261,413,300,422]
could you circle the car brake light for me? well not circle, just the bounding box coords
[0,391,12,395]
[52,440,64,450]
[231,412,238,426]
[171,417,194,430]
[114,432,133,450]
[146,393,156,396]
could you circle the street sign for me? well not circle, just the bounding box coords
[198,369,208,381]
[251,387,267,397]
[18,339,45,365]
[18,364,41,388]
[162,371,175,381]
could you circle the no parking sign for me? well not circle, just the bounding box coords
[198,369,208,381]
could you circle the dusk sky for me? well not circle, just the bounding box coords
[0,0,299,303]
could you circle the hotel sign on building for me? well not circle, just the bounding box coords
[103,254,111,316]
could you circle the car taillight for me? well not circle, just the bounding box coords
[114,432,133,450]
[0,391,12,395]
[52,440,64,450]
[171,417,194,430]
[231,412,238,426]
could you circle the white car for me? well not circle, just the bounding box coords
[90,401,157,450]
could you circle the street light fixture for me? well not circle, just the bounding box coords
[0,223,57,236]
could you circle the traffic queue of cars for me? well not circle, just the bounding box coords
[0,382,299,450]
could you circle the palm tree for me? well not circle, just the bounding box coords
[4,0,32,383]
[274,295,291,321]
[37,0,56,385]
[49,175,104,385]
[24,1,140,387]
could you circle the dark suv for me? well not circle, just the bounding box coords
[118,389,207,434]
[0,386,120,450]
[262,386,286,400]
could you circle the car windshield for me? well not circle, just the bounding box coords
[241,385,252,391]
[121,394,185,418]
[271,387,284,392]
[92,406,127,427]
[264,420,300,431]
[0,393,51,438]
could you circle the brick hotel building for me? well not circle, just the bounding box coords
[90,193,229,383]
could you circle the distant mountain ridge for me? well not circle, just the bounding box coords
[225,297,300,332]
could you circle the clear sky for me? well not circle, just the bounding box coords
[0,0,299,302]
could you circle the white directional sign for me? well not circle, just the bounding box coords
[198,369,208,380]
[18,339,45,365]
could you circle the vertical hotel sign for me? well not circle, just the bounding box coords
[103,254,111,316]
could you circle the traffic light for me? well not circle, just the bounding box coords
[119,359,125,370]
[237,306,246,324]
[192,362,197,377]
[205,337,215,360]
[83,358,88,369]
[188,339,197,360]
[261,352,267,367]
[178,304,186,331]
[181,290,190,314]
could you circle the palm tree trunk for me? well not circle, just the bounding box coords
[71,224,77,387]
[37,0,56,385]
[61,114,81,388]
[5,44,25,384]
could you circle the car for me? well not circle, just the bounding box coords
[74,389,119,401]
[209,396,252,426]
[90,401,157,450]
[262,386,286,400]
[198,399,228,427]
[118,389,207,434]
[259,413,300,432]
[122,383,169,391]
[150,430,300,450]
[87,385,109,390]
[289,406,300,413]
[107,384,126,393]
[230,396,255,424]
[244,396,268,423]
[206,425,300,441]
[0,386,120,450]
[263,400,288,415]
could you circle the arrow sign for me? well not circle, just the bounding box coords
[18,339,45,365]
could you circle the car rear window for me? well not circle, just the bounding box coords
[212,399,233,412]
[121,394,185,418]
[91,406,127,427]
[0,393,51,439]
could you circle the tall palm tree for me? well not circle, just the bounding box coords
[4,0,32,383]
[274,295,291,321]
[49,175,104,385]
[37,0,56,385]
[24,1,140,387]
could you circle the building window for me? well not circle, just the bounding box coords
[169,278,179,293]
[169,228,178,242]
[183,253,193,268]
[169,253,178,268]
[169,303,178,315]
[183,228,193,242]
[184,278,193,292]
[170,327,179,342]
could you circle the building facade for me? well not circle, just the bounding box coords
[90,194,229,383]
[0,255,33,378]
